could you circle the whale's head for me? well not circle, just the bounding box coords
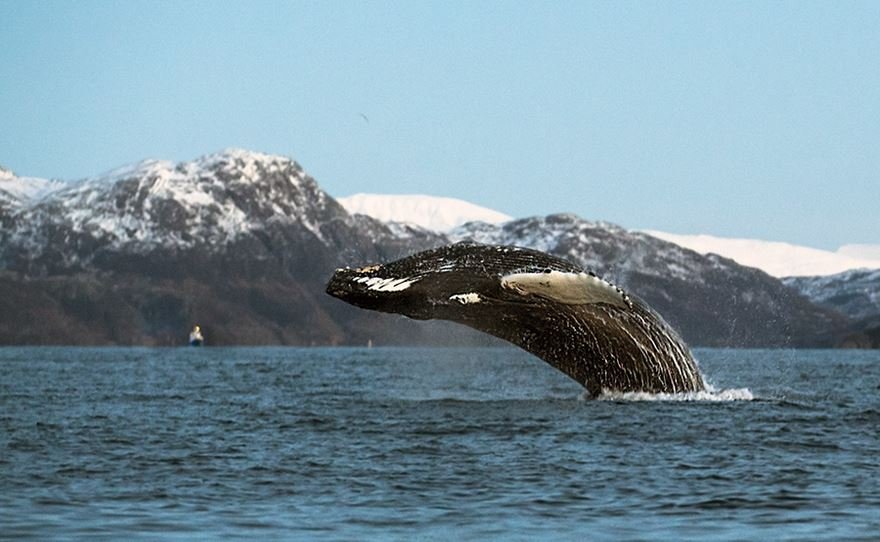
[326,243,502,320]
[326,242,630,321]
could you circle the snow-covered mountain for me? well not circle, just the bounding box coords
[0,149,449,345]
[6,149,340,254]
[0,148,452,282]
[334,192,878,278]
[452,215,710,282]
[783,269,880,321]
[838,244,880,261]
[644,231,880,278]
[450,214,844,347]
[0,165,66,203]
[337,193,511,232]
[2,148,412,277]
[783,269,880,348]
[0,151,862,347]
[0,166,67,220]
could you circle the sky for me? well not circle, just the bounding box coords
[1,0,878,250]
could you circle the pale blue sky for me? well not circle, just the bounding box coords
[1,0,877,249]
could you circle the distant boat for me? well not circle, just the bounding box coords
[188,325,204,347]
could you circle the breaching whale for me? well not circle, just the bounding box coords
[325,242,705,396]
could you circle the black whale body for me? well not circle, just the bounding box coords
[326,242,705,396]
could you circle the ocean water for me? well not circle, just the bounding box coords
[1,347,878,541]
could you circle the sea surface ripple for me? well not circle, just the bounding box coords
[1,347,878,540]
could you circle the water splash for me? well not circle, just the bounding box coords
[594,385,754,402]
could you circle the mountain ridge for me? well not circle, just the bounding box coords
[449,214,846,348]
[331,193,880,278]
[0,149,867,347]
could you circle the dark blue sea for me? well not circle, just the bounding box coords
[1,347,878,540]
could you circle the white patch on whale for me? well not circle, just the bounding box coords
[449,292,482,304]
[353,276,419,292]
[500,270,629,308]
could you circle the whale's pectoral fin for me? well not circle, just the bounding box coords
[499,270,631,309]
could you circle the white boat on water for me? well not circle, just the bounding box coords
[189,325,204,346]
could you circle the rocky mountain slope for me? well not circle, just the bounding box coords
[0,150,858,347]
[783,269,880,321]
[4,150,345,269]
[450,215,846,347]
[0,150,454,345]
[783,270,880,347]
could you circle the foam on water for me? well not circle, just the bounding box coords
[595,385,754,402]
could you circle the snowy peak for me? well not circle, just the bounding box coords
[194,148,294,173]
[83,148,301,187]
[6,149,343,255]
[783,269,880,321]
[0,166,66,204]
[450,213,727,284]
[644,231,880,277]
[337,193,511,232]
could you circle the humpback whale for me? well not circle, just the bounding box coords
[326,242,705,396]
